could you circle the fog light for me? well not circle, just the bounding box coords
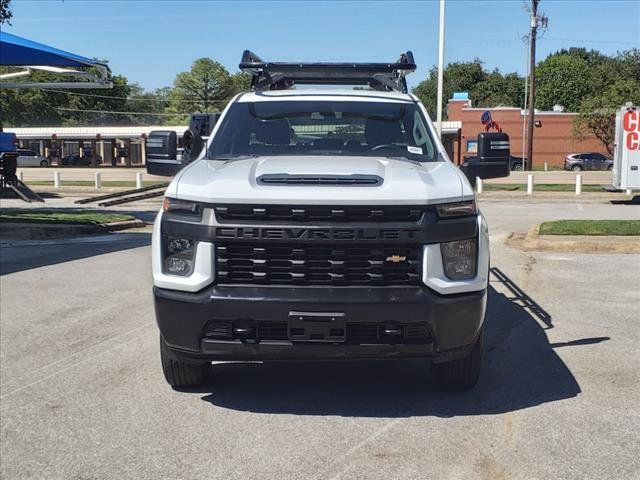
[163,236,196,276]
[382,325,402,337]
[441,238,477,280]
[166,257,192,275]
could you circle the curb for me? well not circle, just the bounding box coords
[477,191,635,203]
[0,219,146,240]
[506,224,640,254]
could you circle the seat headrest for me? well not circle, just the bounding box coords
[254,119,291,145]
[365,118,402,146]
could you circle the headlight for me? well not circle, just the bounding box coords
[441,238,477,280]
[162,197,202,216]
[163,236,196,276]
[436,201,477,218]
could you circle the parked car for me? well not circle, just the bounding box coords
[510,156,527,170]
[60,152,102,166]
[16,149,49,167]
[464,155,525,171]
[564,152,613,171]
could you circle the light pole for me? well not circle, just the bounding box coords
[436,0,445,138]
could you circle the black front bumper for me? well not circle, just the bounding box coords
[154,284,486,364]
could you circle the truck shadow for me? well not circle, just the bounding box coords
[199,269,585,417]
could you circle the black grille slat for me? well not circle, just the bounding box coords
[216,243,421,286]
[203,321,431,344]
[404,324,431,340]
[215,205,424,223]
[258,322,288,340]
[347,324,379,343]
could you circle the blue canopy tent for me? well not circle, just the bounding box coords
[0,32,112,89]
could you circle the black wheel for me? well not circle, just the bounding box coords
[571,165,583,172]
[432,328,483,390]
[512,163,523,171]
[159,336,209,388]
[607,164,613,171]
[40,160,49,167]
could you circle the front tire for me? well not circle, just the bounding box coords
[160,336,209,388]
[432,328,482,390]
[40,160,49,167]
[571,165,583,172]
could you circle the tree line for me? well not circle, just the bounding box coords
[0,59,250,127]
[1,47,638,153]
[413,47,639,153]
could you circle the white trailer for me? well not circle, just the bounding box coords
[612,104,640,190]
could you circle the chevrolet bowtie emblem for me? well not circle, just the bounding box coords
[385,255,407,263]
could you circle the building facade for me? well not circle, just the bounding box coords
[7,126,187,167]
[447,95,608,168]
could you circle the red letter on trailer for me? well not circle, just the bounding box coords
[627,132,639,151]
[623,111,638,132]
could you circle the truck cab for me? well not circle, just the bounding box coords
[152,51,510,390]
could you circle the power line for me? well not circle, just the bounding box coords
[54,107,191,116]
[543,37,639,46]
[42,88,230,104]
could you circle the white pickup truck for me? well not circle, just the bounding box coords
[151,51,510,390]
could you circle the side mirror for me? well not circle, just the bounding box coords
[146,130,181,177]
[460,132,511,183]
[183,113,220,162]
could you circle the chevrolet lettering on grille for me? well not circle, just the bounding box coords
[215,227,423,242]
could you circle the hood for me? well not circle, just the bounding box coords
[171,155,472,205]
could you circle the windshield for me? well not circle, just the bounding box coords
[207,100,438,162]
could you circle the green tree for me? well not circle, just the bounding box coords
[616,49,640,83]
[230,71,252,94]
[123,85,171,125]
[574,80,640,154]
[413,61,524,118]
[535,54,595,111]
[59,74,132,126]
[474,70,525,108]
[0,0,12,25]
[0,71,153,127]
[167,58,241,115]
[413,60,487,118]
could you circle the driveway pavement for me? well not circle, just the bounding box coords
[1,199,638,479]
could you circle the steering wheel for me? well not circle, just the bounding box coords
[368,144,402,152]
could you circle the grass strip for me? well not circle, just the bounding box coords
[539,220,640,236]
[483,183,604,192]
[0,210,135,225]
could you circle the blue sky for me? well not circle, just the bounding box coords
[4,0,640,91]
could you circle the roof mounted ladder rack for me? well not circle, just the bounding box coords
[239,50,416,93]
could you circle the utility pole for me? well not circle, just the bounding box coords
[525,0,539,171]
[436,0,446,138]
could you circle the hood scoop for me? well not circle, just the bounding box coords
[257,174,383,186]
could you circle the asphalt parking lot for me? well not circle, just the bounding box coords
[1,198,639,480]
